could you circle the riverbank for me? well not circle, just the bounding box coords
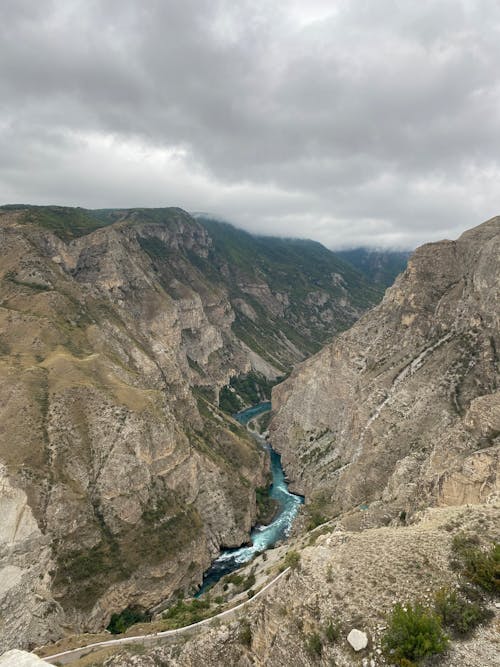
[195,403,304,595]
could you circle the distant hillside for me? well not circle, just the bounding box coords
[336,247,410,287]
[197,217,382,367]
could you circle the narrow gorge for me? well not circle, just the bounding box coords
[0,205,380,654]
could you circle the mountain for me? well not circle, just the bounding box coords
[0,205,380,651]
[271,217,499,524]
[195,216,382,365]
[88,217,499,667]
[335,247,411,287]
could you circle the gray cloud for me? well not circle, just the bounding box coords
[1,0,500,248]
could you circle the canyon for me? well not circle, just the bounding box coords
[0,205,380,652]
[38,214,498,667]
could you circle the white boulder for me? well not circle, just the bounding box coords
[347,628,368,651]
[0,650,49,666]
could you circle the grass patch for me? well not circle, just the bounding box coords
[162,597,218,629]
[281,550,300,571]
[238,619,252,647]
[305,631,322,656]
[324,620,341,643]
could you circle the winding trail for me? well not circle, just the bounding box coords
[42,568,290,665]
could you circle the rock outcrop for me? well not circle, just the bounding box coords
[271,217,500,524]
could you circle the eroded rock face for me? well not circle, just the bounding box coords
[271,217,500,522]
[0,209,264,649]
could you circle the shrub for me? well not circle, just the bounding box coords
[226,573,244,587]
[305,631,322,656]
[243,572,256,590]
[307,510,328,531]
[107,605,150,634]
[239,619,252,647]
[284,550,301,570]
[434,588,493,636]
[161,597,213,629]
[382,603,448,666]
[451,536,499,594]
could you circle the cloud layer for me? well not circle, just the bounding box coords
[1,0,500,248]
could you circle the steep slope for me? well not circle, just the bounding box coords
[271,217,500,525]
[0,205,379,651]
[0,206,266,650]
[336,247,410,288]
[197,217,381,366]
[74,504,499,667]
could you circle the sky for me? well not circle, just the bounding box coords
[1,0,500,249]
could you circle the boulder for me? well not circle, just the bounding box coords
[0,650,49,666]
[347,628,368,651]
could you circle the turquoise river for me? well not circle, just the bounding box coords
[197,402,304,594]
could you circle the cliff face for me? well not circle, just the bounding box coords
[0,207,263,650]
[271,217,499,524]
[0,206,378,651]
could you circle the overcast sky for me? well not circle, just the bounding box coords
[1,1,499,249]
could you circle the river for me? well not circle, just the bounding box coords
[196,403,304,595]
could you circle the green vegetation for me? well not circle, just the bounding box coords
[324,620,341,643]
[107,606,151,634]
[4,270,51,292]
[255,485,278,524]
[219,371,276,415]
[225,573,244,587]
[55,499,203,610]
[434,587,493,636]
[336,247,410,288]
[238,619,252,647]
[283,550,301,570]
[382,603,448,666]
[451,534,499,594]
[197,216,382,367]
[224,571,256,592]
[305,492,330,530]
[5,205,116,241]
[305,631,323,656]
[219,385,243,414]
[54,539,129,610]
[137,235,171,259]
[162,597,217,629]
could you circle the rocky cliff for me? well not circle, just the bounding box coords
[271,217,499,525]
[0,205,378,651]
